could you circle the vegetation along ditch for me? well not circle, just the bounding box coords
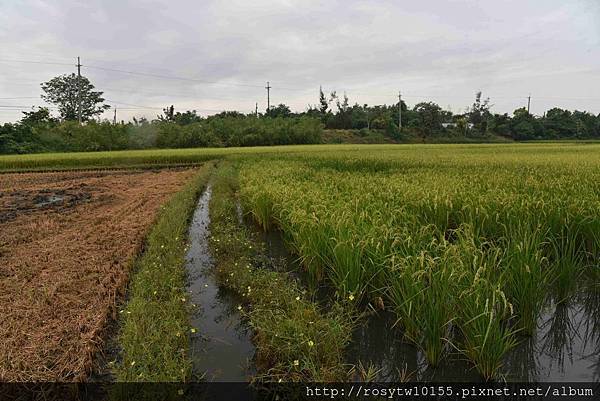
[108,144,598,387]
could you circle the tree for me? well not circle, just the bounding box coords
[41,73,110,121]
[489,113,511,137]
[159,105,175,121]
[318,86,329,114]
[468,91,492,135]
[266,104,292,118]
[20,107,57,126]
[510,107,543,140]
[173,109,202,125]
[544,108,575,138]
[413,102,443,134]
[332,93,351,128]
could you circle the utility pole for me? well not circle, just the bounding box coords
[113,108,117,124]
[76,56,82,124]
[255,102,258,117]
[265,81,271,113]
[398,91,402,129]
[527,94,531,114]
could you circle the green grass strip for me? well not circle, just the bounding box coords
[115,162,214,382]
[209,162,353,382]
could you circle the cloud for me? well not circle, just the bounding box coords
[0,0,598,122]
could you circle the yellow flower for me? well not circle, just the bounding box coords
[348,294,355,301]
[237,305,242,311]
[130,361,136,366]
[293,360,299,366]
[190,328,197,333]
[308,340,314,347]
[295,296,300,301]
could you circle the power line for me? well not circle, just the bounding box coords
[84,64,266,89]
[0,59,74,67]
[2,58,600,119]
[104,99,250,113]
[0,105,55,108]
[0,58,311,92]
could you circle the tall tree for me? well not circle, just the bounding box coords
[159,105,175,121]
[468,91,492,135]
[413,102,443,134]
[318,86,329,114]
[41,73,110,121]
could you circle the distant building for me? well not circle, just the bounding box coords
[442,122,474,129]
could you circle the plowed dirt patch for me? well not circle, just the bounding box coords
[0,169,196,381]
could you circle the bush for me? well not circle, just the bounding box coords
[0,116,323,154]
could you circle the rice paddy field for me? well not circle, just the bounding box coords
[1,142,599,387]
[236,143,600,381]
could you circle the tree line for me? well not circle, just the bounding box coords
[303,89,600,141]
[1,74,599,154]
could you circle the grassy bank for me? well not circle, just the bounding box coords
[115,162,214,382]
[208,162,354,382]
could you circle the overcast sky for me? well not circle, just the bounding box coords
[1,0,599,122]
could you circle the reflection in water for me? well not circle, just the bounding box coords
[577,286,600,382]
[349,289,599,382]
[496,291,599,382]
[186,186,255,382]
[539,301,577,376]
[239,214,600,382]
[346,313,481,382]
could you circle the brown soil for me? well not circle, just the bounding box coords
[0,169,196,381]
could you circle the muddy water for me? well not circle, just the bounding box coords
[186,186,255,381]
[503,290,600,381]
[347,288,600,382]
[245,220,600,382]
[350,285,600,382]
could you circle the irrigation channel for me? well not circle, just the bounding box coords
[186,188,599,382]
[185,185,254,381]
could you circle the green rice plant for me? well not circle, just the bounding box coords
[387,243,456,366]
[230,143,600,377]
[452,236,519,381]
[457,281,518,381]
[501,222,551,335]
[548,225,586,302]
[244,190,275,231]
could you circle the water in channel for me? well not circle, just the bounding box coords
[185,185,255,381]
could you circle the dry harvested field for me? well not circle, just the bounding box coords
[0,169,195,381]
